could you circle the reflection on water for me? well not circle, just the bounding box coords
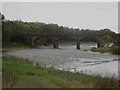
[3,43,119,78]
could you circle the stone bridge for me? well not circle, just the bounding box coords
[11,33,100,50]
[30,35,85,50]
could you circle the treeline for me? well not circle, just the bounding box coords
[1,14,119,47]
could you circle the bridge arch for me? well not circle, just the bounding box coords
[11,33,100,50]
[31,35,86,50]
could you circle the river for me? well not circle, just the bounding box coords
[3,43,119,78]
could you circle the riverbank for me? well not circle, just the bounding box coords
[91,45,120,55]
[1,43,31,52]
[2,56,119,88]
[4,45,118,78]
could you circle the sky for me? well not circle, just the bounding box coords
[2,2,118,33]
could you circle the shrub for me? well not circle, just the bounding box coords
[111,45,120,55]
[91,47,96,52]
[91,47,110,53]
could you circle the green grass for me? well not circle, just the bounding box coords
[91,45,120,55]
[91,47,111,53]
[2,56,119,88]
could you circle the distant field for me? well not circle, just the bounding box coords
[2,56,119,88]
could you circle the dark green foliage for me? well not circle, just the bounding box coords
[91,45,120,55]
[91,47,111,53]
[2,14,117,47]
[111,45,120,55]
[113,33,120,45]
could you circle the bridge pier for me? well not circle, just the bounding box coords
[32,41,35,48]
[76,41,80,50]
[53,40,58,49]
[97,42,100,48]
[31,39,35,48]
[31,36,38,48]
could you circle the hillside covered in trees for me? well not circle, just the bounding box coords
[1,14,119,48]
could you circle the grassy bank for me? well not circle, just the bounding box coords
[91,47,111,53]
[1,42,32,52]
[2,56,119,88]
[91,45,120,55]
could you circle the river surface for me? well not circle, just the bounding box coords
[3,43,119,78]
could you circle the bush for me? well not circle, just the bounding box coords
[91,47,97,52]
[111,45,120,55]
[91,47,110,53]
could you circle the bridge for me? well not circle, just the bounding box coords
[11,33,100,50]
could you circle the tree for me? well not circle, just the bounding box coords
[2,14,5,21]
[2,14,117,47]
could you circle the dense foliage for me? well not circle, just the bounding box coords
[111,45,120,55]
[1,14,119,48]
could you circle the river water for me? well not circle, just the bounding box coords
[3,43,119,78]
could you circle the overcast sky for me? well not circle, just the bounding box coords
[2,2,118,33]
